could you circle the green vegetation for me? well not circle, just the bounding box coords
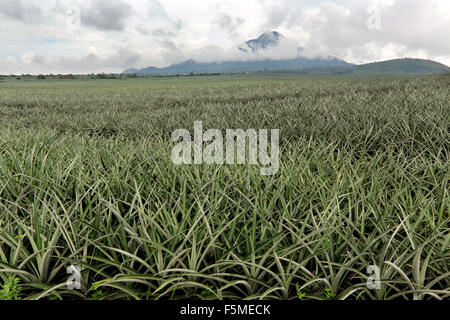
[352,58,450,74]
[0,277,22,300]
[0,75,448,300]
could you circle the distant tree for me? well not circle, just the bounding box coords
[95,73,117,79]
[37,74,46,79]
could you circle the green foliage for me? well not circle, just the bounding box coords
[93,73,118,79]
[0,277,22,300]
[89,290,108,300]
[0,75,448,300]
[58,74,76,80]
[322,288,336,300]
[297,292,307,300]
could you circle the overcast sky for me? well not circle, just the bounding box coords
[0,0,449,74]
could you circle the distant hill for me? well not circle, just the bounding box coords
[123,57,449,76]
[123,56,352,75]
[349,58,450,74]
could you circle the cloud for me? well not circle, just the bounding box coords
[105,48,142,68]
[53,47,141,72]
[0,0,43,23]
[147,0,183,34]
[0,47,141,74]
[148,0,169,19]
[21,52,46,64]
[1,0,449,74]
[81,0,132,31]
[253,0,450,65]
[264,5,288,30]
[211,13,245,33]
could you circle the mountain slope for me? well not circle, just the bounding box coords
[123,56,352,75]
[123,57,450,76]
[350,58,450,74]
[239,31,283,53]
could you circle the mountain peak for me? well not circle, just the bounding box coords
[239,31,283,53]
